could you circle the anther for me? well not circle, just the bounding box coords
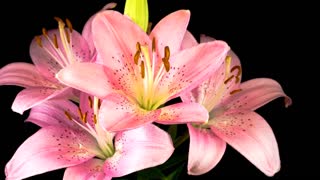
[230,65,242,83]
[82,112,88,123]
[93,114,97,124]
[162,58,170,72]
[230,89,242,95]
[88,96,93,109]
[54,17,64,24]
[134,50,140,65]
[152,38,156,52]
[64,111,72,121]
[164,46,170,59]
[53,34,59,48]
[136,42,141,52]
[65,29,70,43]
[35,36,42,47]
[140,61,145,78]
[224,75,234,84]
[42,28,48,37]
[98,99,102,109]
[65,18,73,33]
[77,107,83,120]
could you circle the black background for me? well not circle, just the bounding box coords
[0,0,315,179]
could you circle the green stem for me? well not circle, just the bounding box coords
[173,131,189,148]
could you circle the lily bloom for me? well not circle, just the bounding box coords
[57,10,230,131]
[0,17,93,114]
[180,34,292,176]
[5,93,174,180]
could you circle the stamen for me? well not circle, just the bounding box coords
[65,29,70,43]
[164,46,170,59]
[35,36,42,47]
[64,111,72,121]
[134,50,140,65]
[224,75,234,84]
[136,42,141,52]
[93,114,97,124]
[230,65,242,83]
[140,61,145,78]
[82,111,88,123]
[152,37,156,52]
[98,99,102,109]
[54,16,64,24]
[88,96,93,109]
[78,107,83,120]
[230,88,242,95]
[53,34,59,48]
[65,18,73,33]
[162,58,170,72]
[42,28,48,37]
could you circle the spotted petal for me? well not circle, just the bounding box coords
[5,126,97,180]
[103,124,174,177]
[210,110,280,176]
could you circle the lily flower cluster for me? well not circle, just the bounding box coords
[1,1,291,179]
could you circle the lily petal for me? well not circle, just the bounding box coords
[221,78,292,111]
[103,124,174,177]
[26,99,80,128]
[180,31,198,50]
[12,87,72,114]
[158,40,229,99]
[30,29,90,80]
[156,102,208,125]
[210,110,280,176]
[56,62,114,98]
[187,124,226,175]
[64,159,111,180]
[98,93,160,132]
[0,62,56,88]
[150,10,190,58]
[5,126,96,180]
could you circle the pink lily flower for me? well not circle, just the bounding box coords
[5,93,174,179]
[180,34,292,176]
[0,17,93,114]
[56,10,230,131]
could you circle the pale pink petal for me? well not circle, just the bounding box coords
[158,40,230,99]
[64,159,111,180]
[156,102,208,124]
[56,62,115,98]
[221,78,292,111]
[0,62,57,88]
[187,124,226,175]
[26,99,80,128]
[92,10,150,96]
[98,93,160,132]
[150,10,190,57]
[5,126,97,180]
[103,124,174,177]
[30,28,91,80]
[210,110,280,176]
[180,31,198,50]
[82,15,97,59]
[12,87,72,114]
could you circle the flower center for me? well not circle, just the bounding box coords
[133,38,171,110]
[64,96,115,159]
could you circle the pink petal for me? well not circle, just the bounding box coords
[210,110,280,176]
[56,62,115,98]
[156,102,208,125]
[221,78,292,111]
[187,124,226,175]
[12,87,72,114]
[26,99,80,128]
[5,126,97,180]
[103,124,174,177]
[157,40,230,99]
[64,159,111,180]
[30,28,91,80]
[0,62,57,88]
[92,10,151,96]
[98,93,160,132]
[180,31,198,50]
[150,10,190,58]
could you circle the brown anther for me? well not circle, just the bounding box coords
[230,65,242,83]
[66,18,73,33]
[162,58,170,72]
[230,88,242,95]
[88,96,93,109]
[54,16,64,23]
[134,50,140,65]
[64,111,72,121]
[136,42,141,52]
[224,75,234,84]
[35,36,43,47]
[152,37,156,52]
[77,107,83,120]
[98,99,102,109]
[53,34,59,48]
[65,29,70,43]
[93,114,97,124]
[164,46,170,59]
[140,61,145,78]
[82,112,88,123]
[42,28,48,37]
